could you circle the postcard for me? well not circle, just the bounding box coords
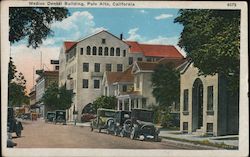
[1,1,248,157]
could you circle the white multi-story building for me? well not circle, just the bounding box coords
[59,30,184,121]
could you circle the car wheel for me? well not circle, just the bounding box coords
[154,134,159,142]
[120,130,124,137]
[130,128,135,140]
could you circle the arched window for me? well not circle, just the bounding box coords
[86,46,91,55]
[110,47,114,56]
[116,48,120,56]
[98,47,103,55]
[92,46,97,55]
[104,47,109,56]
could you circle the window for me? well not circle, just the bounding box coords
[183,122,188,132]
[207,123,213,133]
[98,47,103,55]
[131,100,134,109]
[94,63,100,72]
[207,86,213,111]
[106,64,112,72]
[129,57,133,65]
[123,50,126,57]
[117,64,123,72]
[142,98,147,108]
[104,47,109,56]
[136,75,140,89]
[146,57,152,62]
[137,57,143,61]
[105,87,108,96]
[86,46,91,55]
[102,38,106,44]
[80,48,84,55]
[110,47,114,56]
[116,48,120,56]
[92,46,97,55]
[94,80,100,89]
[183,89,189,111]
[122,85,127,92]
[83,63,89,72]
[82,79,88,88]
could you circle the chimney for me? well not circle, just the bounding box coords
[120,33,123,40]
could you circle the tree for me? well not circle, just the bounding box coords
[9,7,69,48]
[151,63,180,108]
[58,84,74,110]
[151,63,181,128]
[42,82,74,111]
[174,9,240,90]
[8,57,29,107]
[92,96,117,113]
[41,82,59,111]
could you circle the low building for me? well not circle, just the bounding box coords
[179,61,239,136]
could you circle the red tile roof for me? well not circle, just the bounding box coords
[106,72,123,85]
[126,41,184,58]
[136,62,158,71]
[158,58,188,68]
[106,66,134,84]
[64,41,77,52]
[136,58,187,71]
[116,66,134,83]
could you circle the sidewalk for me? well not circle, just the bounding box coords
[65,121,238,149]
[159,130,238,149]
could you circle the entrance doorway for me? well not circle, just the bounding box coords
[192,78,204,131]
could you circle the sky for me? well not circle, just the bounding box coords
[11,8,185,93]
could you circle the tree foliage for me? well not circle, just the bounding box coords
[151,63,180,108]
[174,10,240,90]
[92,96,117,113]
[8,57,29,107]
[9,7,69,48]
[42,82,74,111]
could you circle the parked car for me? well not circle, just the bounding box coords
[81,113,96,122]
[7,127,17,148]
[45,112,56,122]
[54,110,66,125]
[121,109,160,142]
[90,108,116,133]
[8,107,23,137]
[107,110,131,136]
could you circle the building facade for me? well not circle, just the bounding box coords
[35,70,59,118]
[59,30,184,121]
[180,61,239,136]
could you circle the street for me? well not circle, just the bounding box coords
[11,119,213,149]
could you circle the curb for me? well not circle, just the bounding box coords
[160,137,222,149]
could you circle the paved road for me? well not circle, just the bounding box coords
[12,119,212,149]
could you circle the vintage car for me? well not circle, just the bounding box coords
[121,109,160,141]
[90,108,116,133]
[7,128,17,148]
[106,110,131,136]
[54,110,66,125]
[46,112,56,122]
[8,107,23,137]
